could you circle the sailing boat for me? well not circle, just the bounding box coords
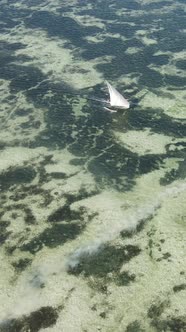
[105,81,130,112]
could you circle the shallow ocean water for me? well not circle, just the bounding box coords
[0,0,186,331]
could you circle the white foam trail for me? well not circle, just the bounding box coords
[66,182,186,269]
[66,201,159,270]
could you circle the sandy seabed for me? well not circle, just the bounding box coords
[0,0,186,331]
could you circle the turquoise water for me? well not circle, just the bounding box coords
[0,1,186,331]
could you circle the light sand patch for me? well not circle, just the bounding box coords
[42,148,97,205]
[136,29,157,45]
[69,14,105,29]
[149,62,186,78]
[0,26,104,89]
[85,32,127,44]
[84,34,106,43]
[164,102,186,119]
[172,50,186,61]
[44,148,82,177]
[0,147,47,173]
[138,87,186,117]
[0,79,10,100]
[113,129,173,155]
[125,46,142,55]
[139,35,157,45]
[119,74,140,86]
[42,168,97,199]
[138,90,178,111]
[61,171,96,197]
[126,161,184,205]
[0,252,15,317]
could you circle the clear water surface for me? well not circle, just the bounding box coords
[0,0,186,331]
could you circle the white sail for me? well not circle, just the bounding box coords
[106,81,130,109]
